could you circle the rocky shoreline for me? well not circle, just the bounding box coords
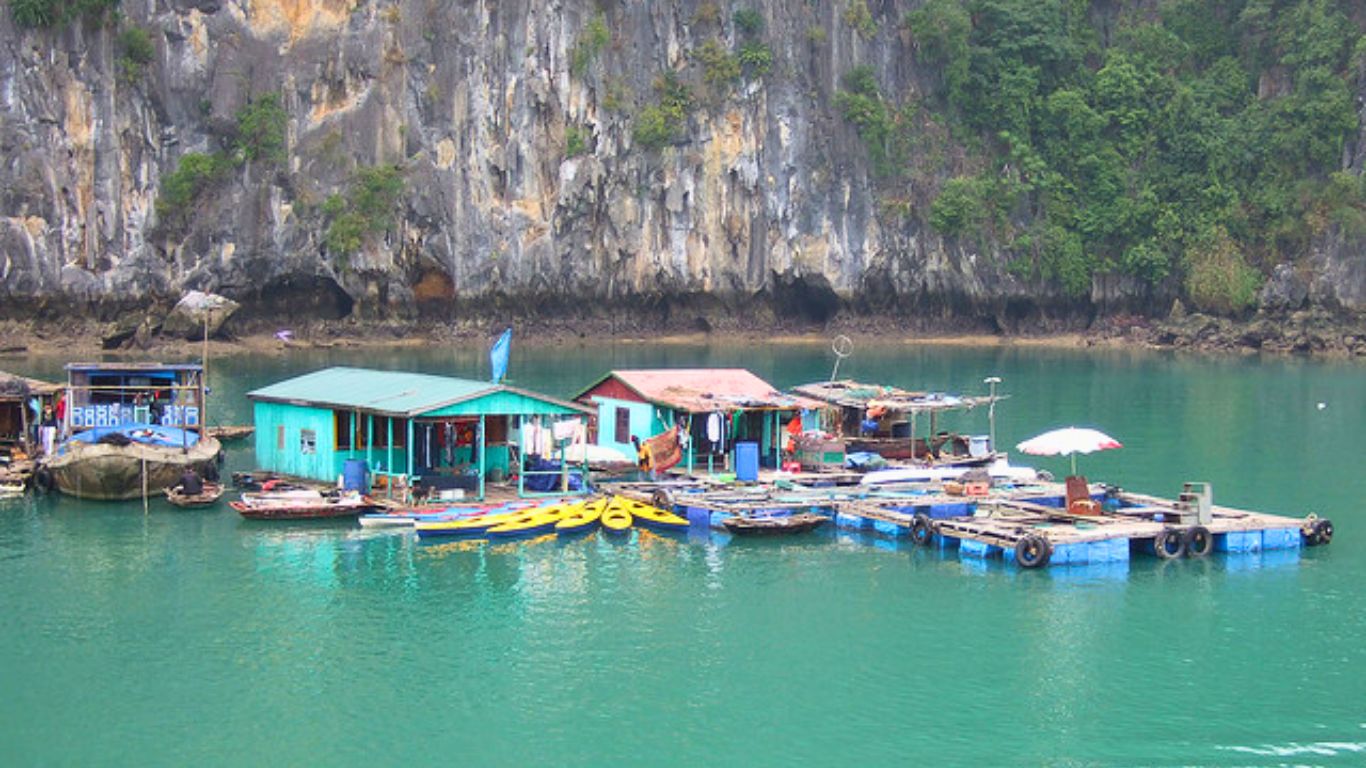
[1,304,1362,360]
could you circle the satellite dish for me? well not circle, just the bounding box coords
[829,335,853,382]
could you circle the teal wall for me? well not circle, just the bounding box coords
[589,396,664,456]
[252,401,337,482]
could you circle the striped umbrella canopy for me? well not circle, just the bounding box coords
[1016,427,1123,476]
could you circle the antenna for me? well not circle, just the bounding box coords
[984,376,1001,452]
[829,335,853,382]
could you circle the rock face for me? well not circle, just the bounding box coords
[0,1,1362,331]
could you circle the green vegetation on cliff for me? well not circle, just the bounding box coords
[322,165,406,257]
[828,0,1366,312]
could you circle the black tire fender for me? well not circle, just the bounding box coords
[33,466,54,493]
[651,489,673,511]
[1311,518,1334,546]
[1153,528,1186,560]
[1184,525,1213,557]
[1014,534,1052,568]
[203,462,220,483]
[910,513,934,547]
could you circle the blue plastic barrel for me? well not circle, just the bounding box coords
[342,459,368,492]
[735,442,759,482]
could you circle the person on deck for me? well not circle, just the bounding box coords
[178,468,204,496]
[39,405,57,456]
[54,392,67,439]
[632,436,655,480]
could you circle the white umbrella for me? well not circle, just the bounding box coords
[1016,427,1123,476]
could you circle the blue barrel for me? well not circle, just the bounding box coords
[735,442,759,482]
[342,459,368,492]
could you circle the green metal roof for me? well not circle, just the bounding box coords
[247,367,590,418]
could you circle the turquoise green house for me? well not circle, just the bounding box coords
[248,367,593,499]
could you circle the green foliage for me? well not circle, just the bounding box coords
[116,26,155,83]
[571,14,610,78]
[884,0,1366,314]
[156,152,229,226]
[565,124,588,157]
[696,38,740,86]
[233,92,288,165]
[692,2,720,26]
[322,165,406,256]
[8,0,116,28]
[634,71,691,151]
[806,25,827,44]
[1183,226,1262,314]
[737,41,773,78]
[843,0,877,39]
[732,8,763,37]
[905,0,970,105]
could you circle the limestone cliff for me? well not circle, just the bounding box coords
[0,0,1363,334]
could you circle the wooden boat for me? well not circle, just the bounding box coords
[230,489,373,520]
[0,479,26,498]
[205,425,255,442]
[601,500,633,534]
[358,500,533,528]
[166,481,224,508]
[722,512,829,536]
[556,498,607,535]
[613,496,688,531]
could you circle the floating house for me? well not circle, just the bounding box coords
[247,367,594,499]
[790,379,1000,465]
[0,370,61,458]
[573,369,825,476]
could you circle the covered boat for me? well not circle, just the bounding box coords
[41,364,222,501]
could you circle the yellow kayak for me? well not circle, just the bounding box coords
[488,502,580,538]
[613,496,688,531]
[556,498,606,535]
[416,504,550,538]
[601,499,633,535]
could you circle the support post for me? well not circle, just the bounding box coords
[478,414,486,501]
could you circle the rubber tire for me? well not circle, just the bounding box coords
[1184,525,1213,557]
[1014,534,1052,568]
[1311,519,1334,546]
[203,461,220,483]
[910,514,934,547]
[651,489,673,511]
[33,466,54,493]
[1153,528,1186,560]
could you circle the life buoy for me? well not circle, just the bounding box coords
[1014,533,1052,568]
[1184,526,1213,557]
[910,513,934,547]
[33,466,54,492]
[1153,528,1185,559]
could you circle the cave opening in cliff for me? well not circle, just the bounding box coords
[771,273,842,324]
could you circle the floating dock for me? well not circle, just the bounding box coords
[622,478,1333,568]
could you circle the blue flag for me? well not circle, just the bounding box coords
[490,328,512,384]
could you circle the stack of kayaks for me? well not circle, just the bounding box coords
[556,497,608,535]
[412,495,691,540]
[610,495,688,532]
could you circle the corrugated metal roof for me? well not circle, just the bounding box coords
[248,367,590,417]
[578,369,825,413]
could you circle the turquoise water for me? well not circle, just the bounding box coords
[2,343,1363,765]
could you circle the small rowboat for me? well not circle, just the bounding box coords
[722,512,829,536]
[166,481,224,508]
[556,498,607,535]
[230,489,373,520]
[0,480,26,499]
[601,500,633,535]
[359,500,534,528]
[414,500,565,539]
[613,496,688,531]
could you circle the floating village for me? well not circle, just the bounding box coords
[0,339,1335,570]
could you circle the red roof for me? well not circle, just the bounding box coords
[576,369,825,414]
